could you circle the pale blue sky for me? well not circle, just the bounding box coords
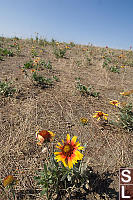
[0,0,133,49]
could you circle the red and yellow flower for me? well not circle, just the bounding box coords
[93,111,108,121]
[110,100,120,107]
[36,130,55,145]
[31,69,36,73]
[54,134,84,169]
[33,57,40,64]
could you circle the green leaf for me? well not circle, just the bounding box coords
[40,188,47,196]
[61,171,68,181]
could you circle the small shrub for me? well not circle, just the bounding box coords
[32,71,53,87]
[31,48,38,58]
[24,60,34,69]
[0,56,4,61]
[105,57,112,63]
[40,60,52,69]
[119,103,133,132]
[53,75,59,81]
[110,66,120,73]
[86,57,91,65]
[34,134,89,200]
[69,41,75,47]
[0,81,16,97]
[0,48,14,57]
[102,61,108,69]
[76,80,99,97]
[54,48,66,58]
[76,60,82,67]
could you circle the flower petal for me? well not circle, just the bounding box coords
[71,136,77,145]
[66,134,70,144]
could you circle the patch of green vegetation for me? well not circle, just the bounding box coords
[0,48,14,57]
[40,60,52,69]
[69,41,75,47]
[76,60,82,67]
[76,79,99,97]
[0,81,16,97]
[24,60,34,69]
[105,57,112,63]
[119,103,133,132]
[102,61,108,69]
[32,71,53,87]
[53,75,59,82]
[31,48,38,58]
[34,151,91,200]
[86,56,92,65]
[109,66,120,73]
[54,48,66,58]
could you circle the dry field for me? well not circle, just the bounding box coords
[0,37,133,199]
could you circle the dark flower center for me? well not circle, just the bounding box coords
[62,144,74,157]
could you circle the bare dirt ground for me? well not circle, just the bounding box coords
[0,37,133,199]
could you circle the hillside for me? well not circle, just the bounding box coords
[0,36,133,200]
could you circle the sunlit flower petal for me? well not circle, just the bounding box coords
[66,134,70,144]
[54,134,84,169]
[36,130,55,145]
[3,175,15,187]
[120,89,133,96]
[110,100,120,107]
[93,111,108,121]
[71,136,77,145]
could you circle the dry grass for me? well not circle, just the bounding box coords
[0,37,133,199]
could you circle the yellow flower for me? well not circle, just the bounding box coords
[36,130,55,145]
[54,134,84,169]
[80,117,88,125]
[120,89,133,96]
[120,66,125,68]
[65,46,70,49]
[118,54,125,59]
[3,175,16,187]
[93,111,108,121]
[110,100,120,107]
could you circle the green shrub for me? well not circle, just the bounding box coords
[119,103,133,132]
[32,71,53,87]
[76,79,99,97]
[54,48,66,58]
[24,60,34,69]
[110,66,120,73]
[0,81,16,97]
[0,48,14,57]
